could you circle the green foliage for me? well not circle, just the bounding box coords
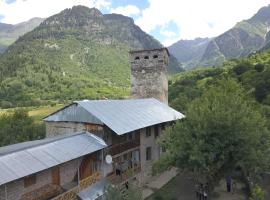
[249,185,265,200]
[169,50,270,113]
[105,183,143,200]
[0,36,130,108]
[0,109,45,147]
[233,60,253,75]
[162,79,270,189]
[0,6,183,108]
[105,184,123,200]
[254,63,265,72]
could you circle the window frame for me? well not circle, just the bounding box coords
[146,147,152,161]
[154,125,159,138]
[146,127,151,137]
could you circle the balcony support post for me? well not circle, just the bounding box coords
[5,184,7,200]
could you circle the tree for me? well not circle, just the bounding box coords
[156,79,270,192]
[105,182,143,200]
[249,185,265,200]
[0,109,45,147]
[105,184,123,200]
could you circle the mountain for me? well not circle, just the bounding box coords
[168,37,211,69]
[200,4,270,66]
[261,31,270,49]
[0,18,44,53]
[169,49,270,114]
[0,6,182,108]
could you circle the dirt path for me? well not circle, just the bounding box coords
[212,180,247,200]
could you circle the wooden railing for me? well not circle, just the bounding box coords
[107,139,140,156]
[107,166,141,185]
[52,172,102,200]
[79,172,102,190]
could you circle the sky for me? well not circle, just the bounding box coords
[0,0,269,46]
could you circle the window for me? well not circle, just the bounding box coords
[153,55,158,59]
[146,147,152,161]
[135,129,140,139]
[146,127,151,137]
[162,146,166,153]
[24,175,36,188]
[127,132,133,140]
[144,55,149,59]
[154,125,159,138]
[135,56,140,60]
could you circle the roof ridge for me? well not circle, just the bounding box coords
[0,132,85,156]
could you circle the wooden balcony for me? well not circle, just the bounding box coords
[51,172,102,200]
[107,165,141,185]
[107,139,140,156]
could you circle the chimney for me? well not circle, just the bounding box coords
[130,48,169,104]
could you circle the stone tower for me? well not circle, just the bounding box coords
[130,48,169,104]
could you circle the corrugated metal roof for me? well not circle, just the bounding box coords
[44,98,185,135]
[78,178,108,200]
[44,103,103,124]
[0,132,107,185]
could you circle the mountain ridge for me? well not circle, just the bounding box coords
[0,6,182,108]
[168,4,270,68]
[0,17,44,53]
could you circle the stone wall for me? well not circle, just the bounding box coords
[45,121,86,137]
[0,157,85,200]
[130,48,169,104]
[3,170,52,200]
[0,186,6,200]
[60,158,82,185]
[139,124,162,183]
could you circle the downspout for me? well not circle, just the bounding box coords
[5,184,7,200]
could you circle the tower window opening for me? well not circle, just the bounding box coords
[153,55,158,59]
[144,56,149,59]
[135,56,140,60]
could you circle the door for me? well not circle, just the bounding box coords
[51,167,60,185]
[79,156,93,180]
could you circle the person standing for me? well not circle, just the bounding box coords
[226,176,232,192]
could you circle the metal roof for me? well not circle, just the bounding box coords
[44,98,185,135]
[0,132,107,185]
[78,178,108,200]
[44,103,103,124]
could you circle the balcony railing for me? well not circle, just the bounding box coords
[107,165,141,185]
[107,139,140,156]
[51,172,102,200]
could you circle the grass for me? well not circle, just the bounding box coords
[146,173,195,200]
[28,104,64,122]
[0,104,64,123]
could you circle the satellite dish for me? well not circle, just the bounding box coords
[105,155,112,164]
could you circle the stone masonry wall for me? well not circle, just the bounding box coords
[0,186,5,200]
[130,48,169,104]
[45,121,86,137]
[1,157,84,200]
[3,170,52,200]
[60,158,82,185]
[139,124,162,184]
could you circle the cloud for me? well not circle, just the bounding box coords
[110,5,140,17]
[136,0,270,46]
[0,0,111,24]
[160,30,177,37]
[1,0,269,46]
